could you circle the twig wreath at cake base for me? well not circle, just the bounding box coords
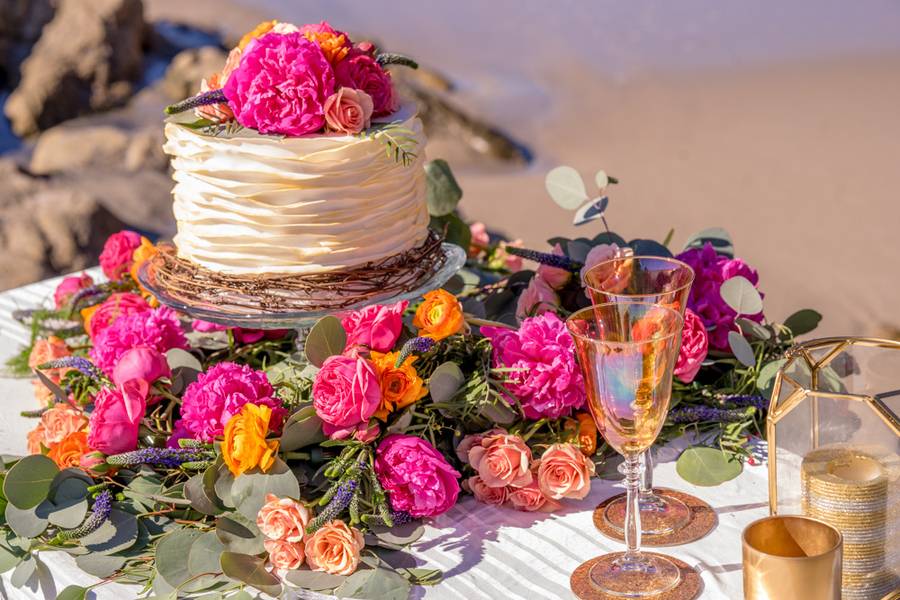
[142,231,451,315]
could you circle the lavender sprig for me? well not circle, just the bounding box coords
[395,337,436,367]
[503,247,583,273]
[165,89,228,115]
[307,479,358,534]
[720,394,769,412]
[668,405,752,424]
[66,285,106,317]
[38,356,99,378]
[106,448,213,469]
[363,509,412,528]
[54,490,112,542]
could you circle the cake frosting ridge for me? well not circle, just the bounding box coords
[162,105,429,275]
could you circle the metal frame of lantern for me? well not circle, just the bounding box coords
[766,336,900,514]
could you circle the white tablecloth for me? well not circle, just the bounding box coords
[0,274,765,599]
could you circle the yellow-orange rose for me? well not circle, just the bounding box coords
[304,520,365,575]
[238,20,276,50]
[413,289,464,341]
[222,403,280,477]
[304,31,350,64]
[130,237,160,306]
[48,431,90,469]
[28,336,72,406]
[575,412,597,456]
[369,351,427,420]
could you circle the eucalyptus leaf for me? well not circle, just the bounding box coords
[591,231,628,247]
[156,529,202,588]
[335,567,411,600]
[5,501,50,537]
[735,318,771,340]
[166,347,203,372]
[369,521,424,546]
[424,159,462,216]
[3,454,58,509]
[429,212,471,250]
[75,553,126,578]
[628,239,673,258]
[185,472,223,516]
[283,569,347,591]
[220,552,282,596]
[428,362,465,403]
[188,531,226,576]
[0,540,24,573]
[545,166,588,209]
[477,400,517,425]
[231,458,300,521]
[720,276,763,316]
[46,494,87,529]
[684,227,734,257]
[213,460,236,508]
[757,359,786,399]
[676,446,743,486]
[56,585,88,600]
[386,409,414,434]
[215,513,265,555]
[81,509,138,555]
[279,406,325,451]
[10,555,35,588]
[566,240,592,263]
[572,196,608,227]
[782,309,822,336]
[304,316,346,367]
[595,170,610,190]
[727,331,757,367]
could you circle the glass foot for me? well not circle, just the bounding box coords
[604,489,692,536]
[588,551,682,597]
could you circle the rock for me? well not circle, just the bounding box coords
[0,0,55,87]
[124,126,167,172]
[30,124,130,174]
[3,0,145,137]
[162,46,226,101]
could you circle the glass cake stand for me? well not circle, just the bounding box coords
[137,243,466,333]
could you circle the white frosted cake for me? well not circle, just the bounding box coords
[162,105,429,276]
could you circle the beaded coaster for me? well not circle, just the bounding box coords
[593,488,718,547]
[570,553,702,600]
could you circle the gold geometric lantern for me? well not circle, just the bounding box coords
[767,337,900,600]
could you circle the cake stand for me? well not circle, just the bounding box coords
[137,243,466,336]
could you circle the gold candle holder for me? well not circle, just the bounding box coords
[742,515,842,600]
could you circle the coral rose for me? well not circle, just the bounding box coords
[340,300,407,353]
[87,387,144,455]
[111,346,171,388]
[334,49,395,117]
[265,539,305,570]
[454,428,508,464]
[29,336,71,406]
[467,432,533,488]
[465,476,509,506]
[257,494,311,542]
[515,274,559,321]
[26,424,45,455]
[674,309,709,383]
[312,355,381,431]
[375,434,461,517]
[323,87,373,134]
[413,289,464,341]
[304,520,365,575]
[508,481,561,513]
[99,230,142,280]
[53,273,94,309]
[37,404,87,447]
[48,431,90,469]
[224,32,335,136]
[222,403,280,477]
[369,351,427,420]
[536,443,595,500]
[83,293,150,339]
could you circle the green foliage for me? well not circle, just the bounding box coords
[676,446,743,486]
[304,316,346,367]
[4,455,58,509]
[359,121,420,167]
[425,159,463,217]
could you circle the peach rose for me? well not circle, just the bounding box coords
[465,476,508,506]
[39,405,87,447]
[454,428,507,464]
[467,432,533,488]
[536,443,595,500]
[265,538,305,570]
[304,520,365,576]
[256,494,311,543]
[580,243,634,295]
[27,423,46,454]
[508,481,561,513]
[28,336,71,406]
[324,87,374,134]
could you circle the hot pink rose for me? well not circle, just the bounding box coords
[508,481,561,513]
[85,293,151,340]
[467,432,533,488]
[324,87,374,133]
[322,420,380,443]
[99,230,142,280]
[537,244,572,290]
[313,355,381,430]
[257,494,311,542]
[265,539,305,571]
[340,300,407,353]
[223,32,335,136]
[53,273,94,309]
[87,386,145,455]
[111,346,171,387]
[334,50,395,116]
[536,443,595,500]
[466,476,509,506]
[515,274,559,321]
[375,434,461,517]
[674,309,709,383]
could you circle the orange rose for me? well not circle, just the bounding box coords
[413,289,464,341]
[80,304,100,337]
[130,237,160,307]
[304,520,365,576]
[27,423,46,455]
[48,431,90,469]
[536,443,595,500]
[304,31,351,64]
[575,412,597,456]
[238,20,277,50]
[222,403,280,477]
[28,336,71,406]
[369,351,427,420]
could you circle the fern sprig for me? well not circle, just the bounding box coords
[358,122,420,167]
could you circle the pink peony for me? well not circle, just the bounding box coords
[676,243,764,350]
[508,481,561,513]
[515,274,559,321]
[180,362,286,443]
[89,307,187,375]
[99,230,142,280]
[111,346,171,387]
[87,386,144,454]
[190,319,287,345]
[465,476,509,506]
[313,355,381,430]
[535,443,595,500]
[374,434,461,518]
[536,244,571,290]
[674,309,709,383]
[323,87,373,133]
[53,273,94,309]
[481,313,586,419]
[85,293,150,340]
[223,32,335,136]
[334,50,395,116]
[340,300,407,353]
[468,432,533,488]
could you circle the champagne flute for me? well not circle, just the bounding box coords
[583,255,696,537]
[567,302,684,596]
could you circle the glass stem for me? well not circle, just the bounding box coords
[639,448,654,501]
[622,453,643,561]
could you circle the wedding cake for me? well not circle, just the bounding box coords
[161,20,431,279]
